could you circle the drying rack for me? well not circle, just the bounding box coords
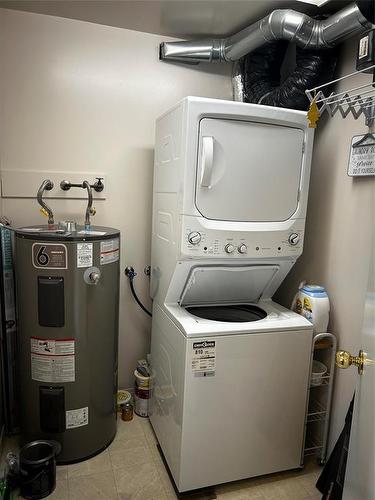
[306,65,375,128]
[304,332,337,465]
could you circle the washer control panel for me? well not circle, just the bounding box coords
[182,222,304,258]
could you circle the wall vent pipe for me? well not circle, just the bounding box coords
[160,2,374,64]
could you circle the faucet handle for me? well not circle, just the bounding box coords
[45,180,54,191]
[93,178,104,192]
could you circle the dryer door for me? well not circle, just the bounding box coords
[196,118,304,222]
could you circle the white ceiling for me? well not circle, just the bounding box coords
[0,0,347,38]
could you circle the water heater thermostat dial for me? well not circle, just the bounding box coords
[225,243,235,254]
[288,233,300,246]
[188,231,201,245]
[238,244,247,254]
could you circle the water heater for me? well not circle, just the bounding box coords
[15,224,120,463]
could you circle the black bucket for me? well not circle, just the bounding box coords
[19,440,61,500]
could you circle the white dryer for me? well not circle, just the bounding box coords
[149,97,314,492]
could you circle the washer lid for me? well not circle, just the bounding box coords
[179,265,280,306]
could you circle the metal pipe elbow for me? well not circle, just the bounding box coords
[160,2,373,63]
[82,180,93,230]
[37,179,54,227]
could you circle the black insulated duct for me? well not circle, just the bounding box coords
[240,40,338,111]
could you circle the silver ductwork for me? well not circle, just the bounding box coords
[160,2,374,64]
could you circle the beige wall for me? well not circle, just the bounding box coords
[0,8,232,388]
[275,41,375,451]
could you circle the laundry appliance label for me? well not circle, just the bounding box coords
[100,238,119,265]
[192,341,216,373]
[30,337,75,383]
[77,242,93,268]
[66,407,89,429]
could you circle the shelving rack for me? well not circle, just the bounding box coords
[304,332,337,465]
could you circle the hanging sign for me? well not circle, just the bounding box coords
[348,134,375,177]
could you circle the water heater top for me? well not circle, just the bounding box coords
[15,225,120,242]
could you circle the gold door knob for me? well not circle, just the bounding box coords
[336,350,365,375]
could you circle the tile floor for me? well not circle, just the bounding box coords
[1,415,322,499]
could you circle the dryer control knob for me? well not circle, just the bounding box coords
[288,233,300,246]
[238,244,247,254]
[225,243,235,254]
[188,231,201,245]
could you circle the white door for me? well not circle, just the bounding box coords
[341,238,375,499]
[195,118,304,222]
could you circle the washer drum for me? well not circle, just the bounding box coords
[15,226,120,464]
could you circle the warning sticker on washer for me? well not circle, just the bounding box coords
[100,238,119,265]
[192,341,216,373]
[77,242,93,268]
[66,407,89,429]
[30,337,75,383]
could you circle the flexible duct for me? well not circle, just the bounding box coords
[160,2,374,64]
[240,41,338,110]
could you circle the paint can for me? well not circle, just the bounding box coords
[19,440,61,500]
[134,369,150,417]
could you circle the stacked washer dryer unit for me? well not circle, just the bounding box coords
[149,97,315,492]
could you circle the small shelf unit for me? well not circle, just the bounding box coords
[304,332,337,464]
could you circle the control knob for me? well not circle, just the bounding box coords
[188,231,201,245]
[288,233,300,246]
[238,244,247,254]
[225,243,235,254]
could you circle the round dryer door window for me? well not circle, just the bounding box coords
[185,304,267,322]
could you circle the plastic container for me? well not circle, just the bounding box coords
[311,360,328,386]
[292,283,330,334]
[117,390,132,412]
[134,369,150,389]
[19,440,61,500]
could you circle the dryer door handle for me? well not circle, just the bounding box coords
[200,136,214,189]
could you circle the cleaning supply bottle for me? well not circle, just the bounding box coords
[292,282,330,333]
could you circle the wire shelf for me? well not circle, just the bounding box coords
[304,434,324,453]
[309,373,331,388]
[306,65,375,127]
[307,399,327,423]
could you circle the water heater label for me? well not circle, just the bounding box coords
[77,242,93,268]
[100,238,119,265]
[30,337,75,383]
[192,341,216,373]
[66,407,89,429]
[32,243,68,269]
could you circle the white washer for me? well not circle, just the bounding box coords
[149,97,314,492]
